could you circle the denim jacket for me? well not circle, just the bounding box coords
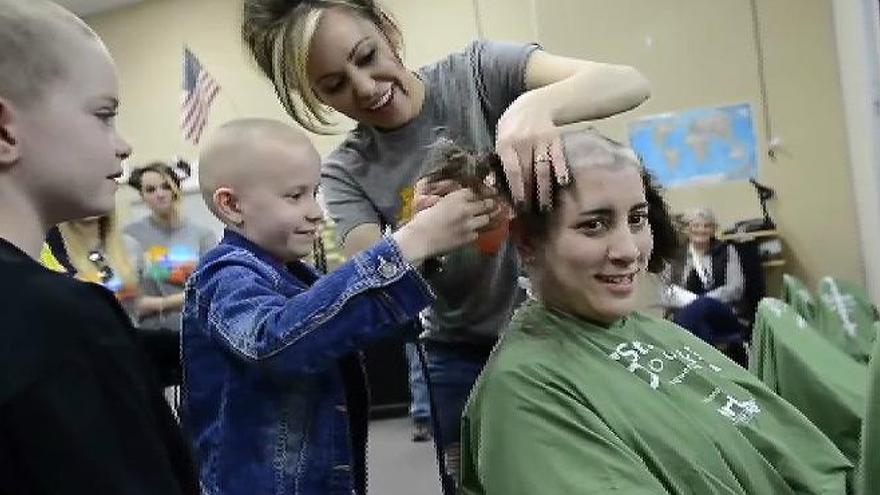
[182,229,433,495]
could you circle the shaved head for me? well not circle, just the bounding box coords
[561,130,641,174]
[198,118,318,222]
[0,0,100,107]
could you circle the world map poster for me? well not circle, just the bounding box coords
[628,103,757,188]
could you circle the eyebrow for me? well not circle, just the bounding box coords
[316,37,370,85]
[283,182,318,192]
[94,96,119,109]
[576,202,649,218]
[348,37,369,63]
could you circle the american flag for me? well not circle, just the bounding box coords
[181,47,220,144]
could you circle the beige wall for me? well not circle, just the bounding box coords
[536,0,864,292]
[757,0,863,290]
[89,0,865,291]
[832,0,880,303]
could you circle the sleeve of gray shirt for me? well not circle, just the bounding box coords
[474,40,541,124]
[706,244,745,304]
[321,152,382,244]
[122,233,143,278]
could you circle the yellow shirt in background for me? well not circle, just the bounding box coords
[39,243,66,273]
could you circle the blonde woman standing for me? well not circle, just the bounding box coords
[242,2,650,487]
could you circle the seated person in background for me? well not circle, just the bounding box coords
[182,119,496,495]
[40,227,67,272]
[55,214,140,316]
[125,161,217,332]
[460,130,851,495]
[662,208,748,363]
[53,215,182,387]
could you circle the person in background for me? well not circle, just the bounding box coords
[126,161,216,331]
[405,340,432,441]
[52,214,183,388]
[56,214,140,315]
[241,0,651,483]
[662,207,748,365]
[40,229,67,272]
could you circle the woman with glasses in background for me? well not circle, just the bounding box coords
[51,214,186,391]
[54,215,140,317]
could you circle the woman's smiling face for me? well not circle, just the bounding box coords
[306,7,421,130]
[531,164,653,325]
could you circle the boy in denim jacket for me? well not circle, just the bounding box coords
[182,119,495,495]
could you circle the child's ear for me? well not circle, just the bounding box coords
[0,97,22,166]
[213,187,243,226]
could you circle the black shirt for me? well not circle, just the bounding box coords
[0,238,197,494]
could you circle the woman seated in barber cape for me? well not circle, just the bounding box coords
[454,129,851,495]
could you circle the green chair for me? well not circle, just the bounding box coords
[814,277,879,364]
[858,339,880,495]
[751,298,867,464]
[781,274,816,324]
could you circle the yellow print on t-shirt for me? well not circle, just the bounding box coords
[396,186,415,225]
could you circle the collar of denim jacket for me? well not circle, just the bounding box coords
[220,228,322,286]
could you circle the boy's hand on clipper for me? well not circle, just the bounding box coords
[393,188,494,265]
[472,183,508,233]
[410,178,461,218]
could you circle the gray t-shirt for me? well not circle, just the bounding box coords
[124,217,217,331]
[322,40,538,343]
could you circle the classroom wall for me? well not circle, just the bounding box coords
[832,0,880,303]
[88,0,865,292]
[533,0,864,292]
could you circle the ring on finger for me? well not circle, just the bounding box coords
[534,155,552,163]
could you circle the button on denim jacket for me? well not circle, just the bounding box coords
[182,229,433,495]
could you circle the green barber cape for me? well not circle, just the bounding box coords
[859,339,880,495]
[783,274,817,324]
[814,277,878,364]
[751,298,866,464]
[461,300,851,495]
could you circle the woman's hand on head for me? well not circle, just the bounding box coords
[495,94,569,213]
[494,50,652,213]
[393,188,495,264]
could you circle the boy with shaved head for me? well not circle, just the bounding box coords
[182,118,496,494]
[0,1,197,493]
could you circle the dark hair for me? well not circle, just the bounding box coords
[127,160,191,194]
[422,133,678,273]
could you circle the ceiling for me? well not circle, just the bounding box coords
[54,0,145,16]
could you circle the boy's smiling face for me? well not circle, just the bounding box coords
[12,26,131,224]
[235,139,325,263]
[199,120,326,264]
